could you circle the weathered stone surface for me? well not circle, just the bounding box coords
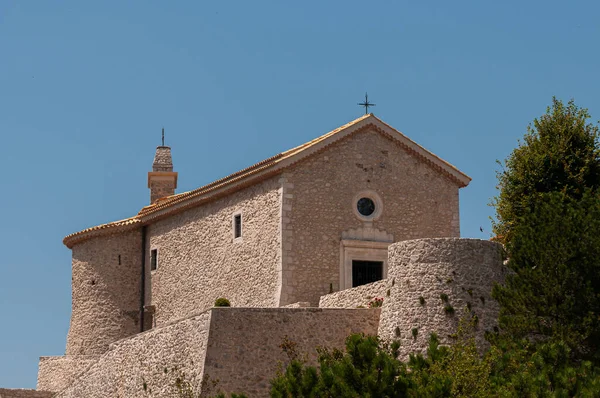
[281,128,461,306]
[147,176,282,327]
[0,390,53,398]
[283,301,311,308]
[54,308,379,397]
[319,279,388,308]
[37,355,99,392]
[203,308,381,397]
[56,311,212,397]
[66,230,142,356]
[152,146,173,172]
[378,238,506,358]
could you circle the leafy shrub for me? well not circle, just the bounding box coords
[214,298,231,307]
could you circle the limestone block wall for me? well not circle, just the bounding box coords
[283,128,462,305]
[66,229,142,355]
[378,238,505,358]
[56,311,212,398]
[0,390,53,398]
[203,308,381,397]
[53,308,379,397]
[319,279,388,308]
[37,355,99,393]
[146,176,282,327]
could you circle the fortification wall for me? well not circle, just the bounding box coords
[56,311,212,398]
[203,308,381,397]
[37,355,99,393]
[282,128,461,305]
[53,308,379,397]
[319,279,388,308]
[378,238,505,358]
[0,390,52,398]
[146,176,282,327]
[66,229,142,355]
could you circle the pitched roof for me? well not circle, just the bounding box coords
[63,114,471,248]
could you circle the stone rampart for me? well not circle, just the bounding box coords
[37,355,99,393]
[319,279,388,308]
[56,311,212,397]
[53,307,379,397]
[378,238,505,358]
[0,390,52,398]
[203,308,381,396]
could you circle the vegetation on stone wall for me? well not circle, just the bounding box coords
[214,298,231,307]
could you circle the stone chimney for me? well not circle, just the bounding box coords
[148,129,177,203]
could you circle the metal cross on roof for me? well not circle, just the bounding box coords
[358,92,375,115]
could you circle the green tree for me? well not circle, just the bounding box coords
[493,192,600,360]
[491,98,600,361]
[492,97,600,245]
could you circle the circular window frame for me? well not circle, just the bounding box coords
[353,190,383,222]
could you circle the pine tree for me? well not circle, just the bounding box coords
[492,98,600,361]
[493,97,600,245]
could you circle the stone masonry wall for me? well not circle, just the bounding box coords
[37,355,99,393]
[378,238,505,358]
[53,308,379,397]
[0,390,53,398]
[319,279,388,308]
[203,308,381,397]
[150,180,176,204]
[283,128,462,305]
[66,229,142,355]
[147,176,281,327]
[56,311,211,398]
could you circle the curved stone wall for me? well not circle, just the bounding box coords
[66,230,142,355]
[378,238,505,358]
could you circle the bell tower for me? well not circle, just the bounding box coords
[148,128,177,203]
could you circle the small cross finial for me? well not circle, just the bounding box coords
[161,128,165,146]
[358,92,375,115]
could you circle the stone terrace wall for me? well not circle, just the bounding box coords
[0,390,52,398]
[37,355,99,393]
[319,279,388,308]
[378,238,505,358]
[203,308,381,397]
[56,311,211,398]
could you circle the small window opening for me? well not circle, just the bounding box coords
[118,254,121,265]
[234,214,242,239]
[150,249,158,271]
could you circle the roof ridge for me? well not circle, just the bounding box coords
[63,113,470,248]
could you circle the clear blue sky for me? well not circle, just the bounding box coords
[1,1,599,388]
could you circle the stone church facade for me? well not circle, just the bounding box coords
[2,114,506,397]
[62,113,470,356]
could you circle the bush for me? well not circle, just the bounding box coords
[214,298,231,307]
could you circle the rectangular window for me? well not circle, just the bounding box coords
[150,249,158,271]
[234,214,242,239]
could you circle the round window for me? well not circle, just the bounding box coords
[357,197,376,216]
[353,191,383,221]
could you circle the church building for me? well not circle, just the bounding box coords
[61,113,470,357]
